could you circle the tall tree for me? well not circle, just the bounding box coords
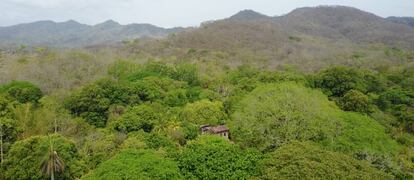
[3,134,84,179]
[41,137,65,180]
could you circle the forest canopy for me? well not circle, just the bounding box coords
[0,57,413,179]
[1,6,414,178]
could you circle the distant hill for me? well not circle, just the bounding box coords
[176,6,414,50]
[132,6,414,71]
[272,6,414,48]
[387,17,414,28]
[1,6,413,49]
[0,20,184,47]
[228,10,271,21]
[166,6,414,52]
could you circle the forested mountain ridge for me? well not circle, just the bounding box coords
[273,6,414,48]
[217,6,414,48]
[0,6,413,48]
[126,6,414,72]
[0,19,184,47]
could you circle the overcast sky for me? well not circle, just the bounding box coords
[1,0,413,27]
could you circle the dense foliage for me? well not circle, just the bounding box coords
[314,66,367,97]
[64,79,140,127]
[230,82,340,151]
[175,135,262,179]
[230,83,400,157]
[338,90,371,113]
[114,104,164,133]
[0,43,413,178]
[0,81,43,103]
[259,141,392,179]
[82,149,182,180]
[3,134,85,179]
[180,100,227,126]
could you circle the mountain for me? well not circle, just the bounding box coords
[1,6,413,49]
[387,17,414,28]
[166,6,414,52]
[0,20,89,46]
[131,6,414,71]
[0,20,184,47]
[94,20,121,29]
[272,6,414,48]
[229,10,271,21]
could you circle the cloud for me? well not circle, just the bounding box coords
[4,0,71,8]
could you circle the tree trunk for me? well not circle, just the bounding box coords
[54,117,57,133]
[51,169,54,180]
[50,138,54,180]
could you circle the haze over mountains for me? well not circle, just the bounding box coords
[0,20,183,47]
[0,5,413,48]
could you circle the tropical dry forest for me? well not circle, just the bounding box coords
[0,6,414,180]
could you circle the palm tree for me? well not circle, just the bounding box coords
[41,137,65,180]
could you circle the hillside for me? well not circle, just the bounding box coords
[387,16,414,28]
[273,6,414,48]
[129,6,414,71]
[0,20,184,47]
[204,6,414,49]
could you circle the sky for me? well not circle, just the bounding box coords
[1,0,413,28]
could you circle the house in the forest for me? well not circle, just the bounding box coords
[200,125,230,139]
